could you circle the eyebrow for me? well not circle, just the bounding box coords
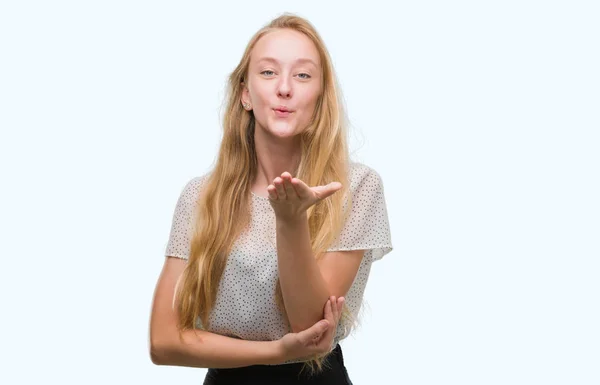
[256,57,319,68]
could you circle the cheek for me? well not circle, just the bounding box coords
[249,89,272,125]
[299,91,321,116]
[249,83,271,105]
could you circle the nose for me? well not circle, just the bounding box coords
[277,77,292,99]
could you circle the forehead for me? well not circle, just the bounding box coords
[251,29,321,68]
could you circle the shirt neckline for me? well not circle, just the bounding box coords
[251,191,270,201]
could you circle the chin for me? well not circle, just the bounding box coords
[267,122,299,138]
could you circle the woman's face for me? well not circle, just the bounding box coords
[242,29,322,139]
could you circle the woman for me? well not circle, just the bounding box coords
[149,13,393,385]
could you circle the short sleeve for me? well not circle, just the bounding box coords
[326,164,393,263]
[164,176,205,260]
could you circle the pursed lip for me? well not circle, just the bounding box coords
[273,106,294,112]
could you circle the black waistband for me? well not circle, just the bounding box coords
[207,343,345,377]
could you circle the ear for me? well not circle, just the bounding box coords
[240,82,251,108]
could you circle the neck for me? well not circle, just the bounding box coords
[252,126,302,197]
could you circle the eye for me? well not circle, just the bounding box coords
[261,70,275,76]
[297,73,311,79]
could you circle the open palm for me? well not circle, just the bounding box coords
[267,171,342,221]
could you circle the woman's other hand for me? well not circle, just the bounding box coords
[277,296,345,362]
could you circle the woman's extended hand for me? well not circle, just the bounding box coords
[277,296,345,363]
[267,172,342,222]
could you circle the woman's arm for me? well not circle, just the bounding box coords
[276,214,363,333]
[150,327,282,368]
[149,257,282,368]
[150,256,343,367]
[269,173,368,333]
[275,214,331,332]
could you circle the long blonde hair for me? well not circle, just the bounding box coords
[174,13,355,374]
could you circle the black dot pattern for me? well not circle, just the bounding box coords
[164,162,393,363]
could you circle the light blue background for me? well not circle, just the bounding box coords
[1,1,598,384]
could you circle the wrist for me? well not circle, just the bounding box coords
[265,339,288,365]
[276,212,308,228]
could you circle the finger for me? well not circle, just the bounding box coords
[318,299,335,341]
[323,298,334,324]
[291,178,312,199]
[274,177,287,199]
[317,298,337,351]
[336,297,344,322]
[301,317,329,343]
[267,185,278,200]
[332,296,339,324]
[312,182,343,200]
[328,296,337,322]
[281,173,298,199]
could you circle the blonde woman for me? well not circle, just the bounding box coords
[149,13,393,385]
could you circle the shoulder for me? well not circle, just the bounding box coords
[177,173,211,203]
[347,161,384,193]
[186,173,209,191]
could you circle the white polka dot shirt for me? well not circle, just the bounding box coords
[164,161,393,363]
